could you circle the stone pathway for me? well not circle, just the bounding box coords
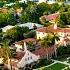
[33,59,70,70]
[33,61,57,70]
[52,59,70,66]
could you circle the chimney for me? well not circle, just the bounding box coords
[32,23,37,29]
[54,24,57,29]
[24,42,27,51]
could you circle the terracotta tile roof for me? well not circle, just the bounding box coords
[15,51,25,60]
[34,46,55,57]
[15,38,36,45]
[16,8,22,13]
[37,27,47,32]
[37,25,60,32]
[37,25,70,33]
[44,13,59,21]
[0,8,8,13]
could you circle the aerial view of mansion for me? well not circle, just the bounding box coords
[4,13,70,70]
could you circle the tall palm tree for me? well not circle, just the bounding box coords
[40,33,58,47]
[1,41,12,70]
[40,33,60,58]
[52,33,60,58]
[40,33,59,45]
[51,33,60,45]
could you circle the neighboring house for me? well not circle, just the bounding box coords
[10,42,40,70]
[3,3,16,7]
[47,0,56,4]
[1,25,14,32]
[19,0,56,4]
[1,23,43,32]
[20,0,70,4]
[0,8,8,13]
[17,22,43,30]
[37,13,70,46]
[19,0,27,3]
[64,0,70,5]
[43,13,59,23]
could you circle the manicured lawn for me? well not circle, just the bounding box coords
[39,63,68,70]
[56,54,70,62]
[33,59,54,69]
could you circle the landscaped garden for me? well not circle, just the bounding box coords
[38,63,68,70]
[55,54,70,62]
[33,59,54,69]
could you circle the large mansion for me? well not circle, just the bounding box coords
[36,24,70,46]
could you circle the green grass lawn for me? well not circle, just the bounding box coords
[39,63,68,70]
[56,54,70,62]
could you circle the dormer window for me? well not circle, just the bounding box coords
[31,56,32,59]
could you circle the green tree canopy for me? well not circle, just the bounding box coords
[0,13,16,28]
[40,33,59,48]
[4,26,29,43]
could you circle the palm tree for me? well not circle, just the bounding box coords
[40,33,59,44]
[40,33,59,47]
[52,33,60,58]
[1,41,12,70]
[51,33,60,45]
[40,33,60,58]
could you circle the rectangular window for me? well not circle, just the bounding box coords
[25,58,27,61]
[31,56,32,59]
[28,57,29,60]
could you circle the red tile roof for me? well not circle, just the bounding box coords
[34,46,55,57]
[37,25,70,33]
[37,27,47,32]
[44,13,59,21]
[15,38,36,45]
[15,51,25,60]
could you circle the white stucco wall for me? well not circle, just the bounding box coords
[15,44,23,52]
[38,0,46,3]
[15,44,23,49]
[0,58,3,64]
[47,0,56,4]
[36,31,47,39]
[1,25,14,32]
[17,50,40,68]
